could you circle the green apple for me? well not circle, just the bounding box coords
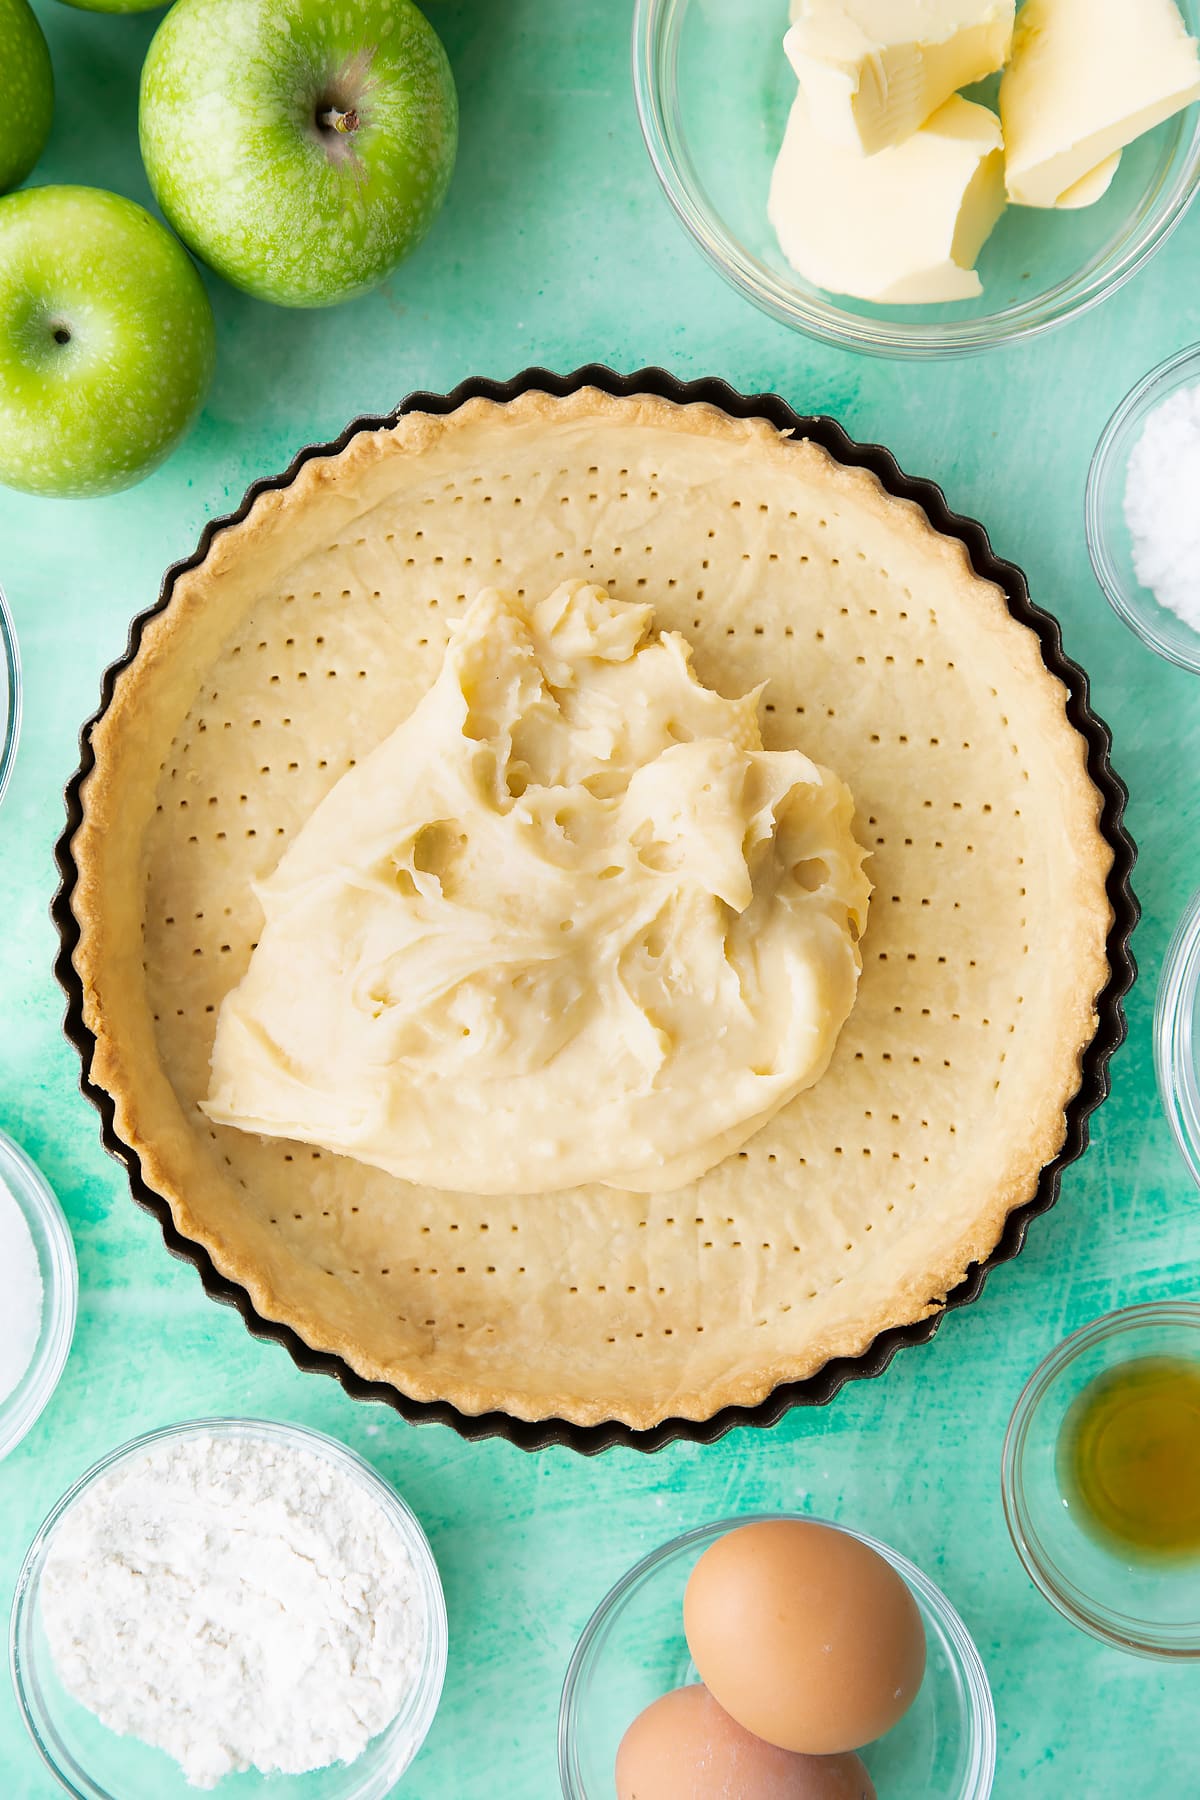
[0,0,53,194]
[55,0,165,13]
[139,0,458,308]
[0,187,216,497]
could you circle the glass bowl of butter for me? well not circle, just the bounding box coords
[632,0,1200,358]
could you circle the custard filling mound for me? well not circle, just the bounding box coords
[203,580,870,1195]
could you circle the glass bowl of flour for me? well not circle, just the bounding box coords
[0,1128,77,1462]
[1087,341,1200,672]
[10,1418,447,1800]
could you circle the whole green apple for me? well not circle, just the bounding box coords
[55,0,165,14]
[0,0,53,194]
[0,187,216,497]
[139,0,458,308]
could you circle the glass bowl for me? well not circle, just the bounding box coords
[559,1512,996,1799]
[0,581,20,808]
[1086,342,1200,672]
[632,0,1200,358]
[1002,1303,1200,1658]
[10,1418,448,1800]
[0,1129,77,1463]
[1155,883,1200,1190]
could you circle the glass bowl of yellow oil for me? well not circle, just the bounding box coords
[1002,1302,1200,1657]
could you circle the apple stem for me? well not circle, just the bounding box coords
[318,106,359,136]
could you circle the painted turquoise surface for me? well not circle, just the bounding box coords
[0,4,1197,1795]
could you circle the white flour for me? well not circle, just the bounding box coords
[41,1431,427,1788]
[1124,381,1200,630]
[0,1175,42,1404]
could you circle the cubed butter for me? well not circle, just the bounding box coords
[1001,0,1200,207]
[768,92,1006,304]
[784,0,1015,156]
[1056,152,1121,210]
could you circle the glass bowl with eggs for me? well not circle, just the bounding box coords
[1002,1303,1200,1657]
[1087,341,1200,673]
[559,1513,996,1800]
[632,0,1200,358]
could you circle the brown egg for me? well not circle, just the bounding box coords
[615,1684,877,1800]
[683,1519,926,1755]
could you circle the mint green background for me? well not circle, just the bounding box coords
[1,4,1198,1795]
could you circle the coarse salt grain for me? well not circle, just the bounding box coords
[1123,381,1200,631]
[0,1176,42,1405]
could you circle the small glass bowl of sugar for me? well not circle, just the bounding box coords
[1087,342,1200,673]
[0,1127,77,1461]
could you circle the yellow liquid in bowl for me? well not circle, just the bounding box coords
[1059,1357,1200,1559]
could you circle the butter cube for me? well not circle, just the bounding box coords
[769,92,1006,304]
[1056,152,1122,210]
[1001,0,1200,207]
[784,0,1015,156]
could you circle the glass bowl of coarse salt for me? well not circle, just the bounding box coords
[10,1418,448,1800]
[0,1128,77,1462]
[1087,342,1200,671]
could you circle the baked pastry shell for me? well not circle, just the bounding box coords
[51,364,1138,1454]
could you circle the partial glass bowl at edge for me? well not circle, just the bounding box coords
[1087,342,1200,673]
[0,1128,77,1464]
[0,581,20,810]
[559,1513,996,1800]
[1155,882,1200,1193]
[11,1418,449,1800]
[632,0,1200,358]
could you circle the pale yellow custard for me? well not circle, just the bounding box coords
[204,580,870,1196]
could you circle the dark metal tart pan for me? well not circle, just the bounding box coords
[52,364,1139,1454]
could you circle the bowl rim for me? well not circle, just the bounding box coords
[557,1509,997,1799]
[1000,1301,1200,1659]
[51,362,1139,1455]
[9,1414,449,1800]
[1085,340,1200,673]
[1154,882,1200,1190]
[0,581,22,811]
[630,0,1200,360]
[0,1128,78,1464]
